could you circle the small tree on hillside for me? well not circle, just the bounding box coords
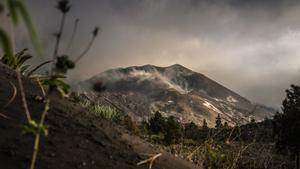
[223,121,229,129]
[164,116,183,145]
[93,81,106,92]
[215,114,223,129]
[148,111,165,134]
[202,119,208,130]
[185,122,199,140]
[200,118,210,140]
[273,84,300,168]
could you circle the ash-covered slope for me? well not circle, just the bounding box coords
[79,64,275,126]
[0,63,199,169]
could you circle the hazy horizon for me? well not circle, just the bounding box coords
[2,0,300,107]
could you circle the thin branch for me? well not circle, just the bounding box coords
[187,144,204,161]
[9,13,32,123]
[16,71,31,122]
[74,36,95,63]
[36,78,46,97]
[53,13,66,59]
[137,153,162,169]
[29,98,50,169]
[29,132,40,169]
[230,141,255,169]
[0,112,10,119]
[65,18,79,54]
[27,60,52,77]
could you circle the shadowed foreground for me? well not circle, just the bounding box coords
[0,63,200,169]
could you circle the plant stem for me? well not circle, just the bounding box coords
[65,18,79,54]
[27,60,52,77]
[74,36,95,63]
[17,69,32,122]
[8,6,31,123]
[53,13,66,59]
[29,132,40,169]
[29,98,50,169]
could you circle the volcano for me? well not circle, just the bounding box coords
[78,64,275,127]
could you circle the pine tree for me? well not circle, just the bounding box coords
[185,122,199,140]
[163,116,183,145]
[215,114,223,129]
[223,121,229,129]
[202,119,208,130]
[273,84,300,168]
[148,111,165,134]
[200,118,210,140]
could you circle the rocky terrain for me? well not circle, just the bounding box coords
[78,64,276,127]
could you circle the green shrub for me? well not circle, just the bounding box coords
[148,111,166,134]
[79,99,122,122]
[163,116,184,145]
[90,104,122,122]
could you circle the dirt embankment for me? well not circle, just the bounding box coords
[0,64,200,169]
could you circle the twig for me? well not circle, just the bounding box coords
[29,79,49,169]
[53,13,66,60]
[29,98,50,169]
[65,18,79,53]
[137,153,162,169]
[27,60,52,77]
[74,26,99,63]
[35,78,46,97]
[0,113,10,119]
[17,69,31,122]
[74,35,95,63]
[229,141,254,169]
[187,144,204,161]
[8,10,32,123]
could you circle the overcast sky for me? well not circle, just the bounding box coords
[2,0,300,107]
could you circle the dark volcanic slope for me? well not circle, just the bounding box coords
[79,64,275,126]
[0,64,199,169]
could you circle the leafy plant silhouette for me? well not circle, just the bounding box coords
[1,48,32,74]
[0,1,99,169]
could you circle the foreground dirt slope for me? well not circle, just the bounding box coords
[0,64,200,169]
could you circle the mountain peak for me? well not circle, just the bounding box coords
[166,64,193,73]
[169,64,185,68]
[81,64,275,126]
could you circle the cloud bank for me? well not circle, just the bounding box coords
[5,0,300,106]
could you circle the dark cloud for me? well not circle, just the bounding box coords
[7,0,300,106]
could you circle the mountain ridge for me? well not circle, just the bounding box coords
[78,64,275,127]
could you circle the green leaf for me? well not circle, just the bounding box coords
[14,48,27,60]
[0,2,4,14]
[0,29,14,61]
[43,76,70,97]
[6,0,18,24]
[55,79,70,97]
[16,1,43,56]
[6,0,43,56]
[19,64,31,74]
[22,120,48,136]
[17,54,32,65]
